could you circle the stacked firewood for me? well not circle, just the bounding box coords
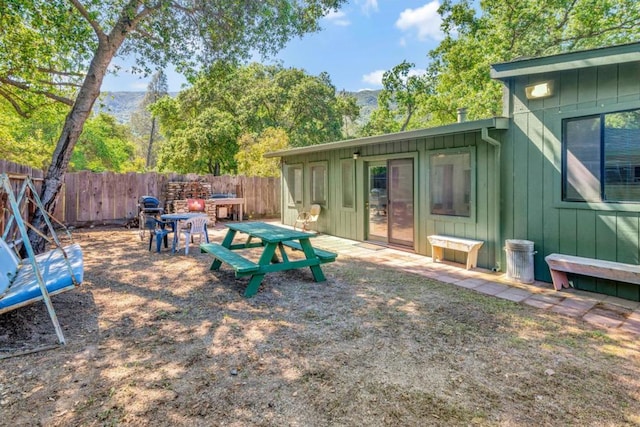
[164,181,212,213]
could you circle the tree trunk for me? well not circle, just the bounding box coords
[146,117,156,168]
[400,105,413,132]
[28,39,123,254]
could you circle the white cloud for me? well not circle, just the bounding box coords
[399,37,406,47]
[324,10,350,26]
[357,0,378,14]
[362,70,386,87]
[395,1,444,41]
[361,67,426,90]
[407,68,427,78]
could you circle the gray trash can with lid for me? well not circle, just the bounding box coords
[505,239,535,283]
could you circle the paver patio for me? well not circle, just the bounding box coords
[209,221,640,337]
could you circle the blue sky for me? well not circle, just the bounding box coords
[101,0,447,93]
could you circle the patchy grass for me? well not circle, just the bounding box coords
[1,226,639,426]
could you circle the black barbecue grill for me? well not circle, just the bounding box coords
[138,196,164,239]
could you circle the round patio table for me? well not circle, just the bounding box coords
[160,212,208,253]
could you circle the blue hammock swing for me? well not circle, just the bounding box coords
[0,173,84,346]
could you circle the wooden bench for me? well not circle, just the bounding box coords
[200,243,260,275]
[545,253,640,290]
[427,235,484,270]
[281,240,337,262]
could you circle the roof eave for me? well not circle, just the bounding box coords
[490,42,640,79]
[265,117,509,158]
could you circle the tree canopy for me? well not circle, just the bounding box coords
[0,0,345,251]
[427,0,640,124]
[70,113,139,172]
[364,0,640,132]
[361,61,430,136]
[236,128,289,177]
[0,101,62,168]
[153,62,356,175]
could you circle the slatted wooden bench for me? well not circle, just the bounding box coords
[200,243,260,275]
[427,235,484,270]
[545,253,640,290]
[281,240,337,262]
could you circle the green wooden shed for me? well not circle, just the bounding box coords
[266,42,640,301]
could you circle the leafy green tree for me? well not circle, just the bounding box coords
[0,2,89,117]
[154,62,350,174]
[130,70,168,169]
[236,128,289,177]
[71,113,138,172]
[156,106,239,175]
[424,0,640,124]
[0,102,65,168]
[361,61,430,135]
[360,105,401,136]
[381,61,429,131]
[362,0,640,133]
[228,65,346,147]
[276,70,345,147]
[0,0,345,252]
[151,75,240,175]
[336,90,361,138]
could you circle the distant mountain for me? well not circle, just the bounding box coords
[95,90,381,126]
[350,90,381,126]
[94,92,146,123]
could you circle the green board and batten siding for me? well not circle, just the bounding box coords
[278,126,502,270]
[272,43,640,301]
[498,54,640,300]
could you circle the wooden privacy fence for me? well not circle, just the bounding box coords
[0,161,281,227]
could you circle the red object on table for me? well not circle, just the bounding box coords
[187,198,205,212]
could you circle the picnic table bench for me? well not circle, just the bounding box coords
[280,240,337,262]
[201,222,337,297]
[200,243,260,274]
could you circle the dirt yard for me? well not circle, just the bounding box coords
[1,226,639,426]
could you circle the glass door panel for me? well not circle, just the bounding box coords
[367,162,388,242]
[388,159,414,246]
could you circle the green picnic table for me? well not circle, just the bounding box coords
[200,222,337,297]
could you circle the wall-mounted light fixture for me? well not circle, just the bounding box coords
[353,152,360,160]
[525,81,554,100]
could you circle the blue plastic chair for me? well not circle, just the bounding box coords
[145,217,173,253]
